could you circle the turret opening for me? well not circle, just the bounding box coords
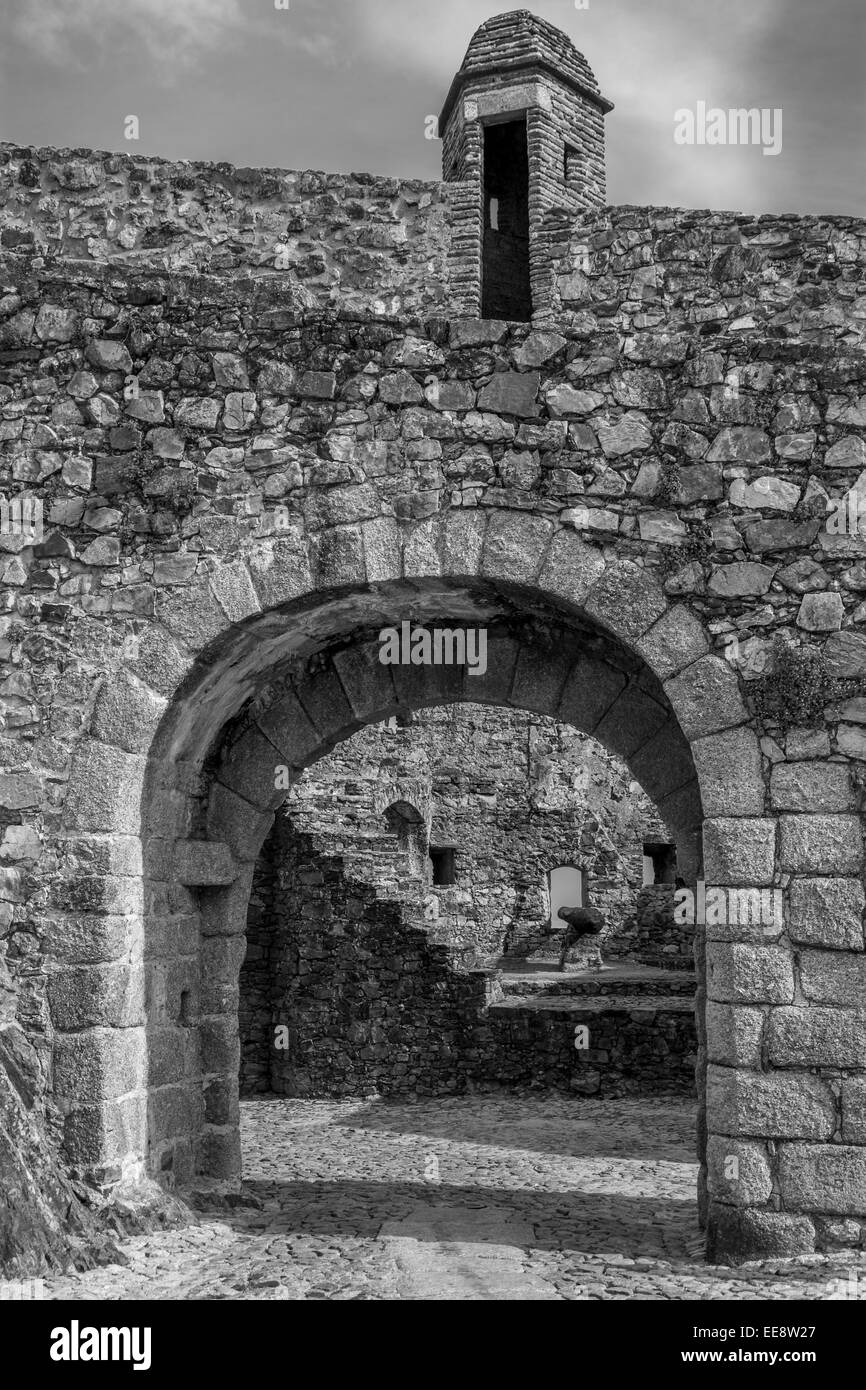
[482,118,532,321]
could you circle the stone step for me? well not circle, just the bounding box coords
[496,964,696,1000]
[489,993,696,1016]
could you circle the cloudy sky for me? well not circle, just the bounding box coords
[0,0,863,215]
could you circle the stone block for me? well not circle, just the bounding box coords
[692,727,765,817]
[248,534,313,610]
[799,950,866,1006]
[62,1095,147,1168]
[173,840,237,887]
[53,1027,147,1103]
[665,656,748,739]
[209,560,261,624]
[216,727,287,810]
[148,1027,198,1088]
[481,511,553,584]
[439,509,487,576]
[155,584,231,654]
[510,645,574,716]
[203,1076,239,1128]
[767,1005,866,1067]
[771,761,855,814]
[310,525,366,587]
[594,682,670,761]
[48,964,145,1031]
[362,516,403,583]
[582,561,667,642]
[823,631,866,679]
[705,1002,764,1069]
[477,371,540,417]
[707,942,794,1004]
[780,815,863,874]
[779,1144,866,1215]
[706,1136,773,1206]
[558,656,627,734]
[635,606,710,680]
[789,877,865,950]
[148,1084,203,1143]
[706,1065,836,1139]
[90,671,167,755]
[196,1127,241,1181]
[199,1018,239,1075]
[207,784,274,864]
[703,818,776,886]
[63,741,146,834]
[707,1205,815,1265]
[254,691,321,770]
[333,645,397,725]
[39,914,139,966]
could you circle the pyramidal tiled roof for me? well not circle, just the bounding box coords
[440,10,613,124]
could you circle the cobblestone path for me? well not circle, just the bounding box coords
[47,1095,866,1301]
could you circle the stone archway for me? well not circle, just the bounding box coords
[56,517,772,1259]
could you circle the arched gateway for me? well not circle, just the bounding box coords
[2,11,865,1270]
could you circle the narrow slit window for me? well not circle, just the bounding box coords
[482,118,531,321]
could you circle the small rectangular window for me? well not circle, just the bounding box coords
[429,846,456,887]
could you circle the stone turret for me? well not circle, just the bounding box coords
[439,10,613,320]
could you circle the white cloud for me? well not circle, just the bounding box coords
[10,0,246,70]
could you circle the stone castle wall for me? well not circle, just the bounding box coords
[1,129,866,1266]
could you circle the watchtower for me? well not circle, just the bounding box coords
[439,10,613,321]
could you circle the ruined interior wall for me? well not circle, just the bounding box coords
[276,703,669,960]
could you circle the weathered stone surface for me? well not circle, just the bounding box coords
[707,944,795,1005]
[779,1145,866,1215]
[796,591,844,632]
[779,815,863,874]
[707,1136,773,1205]
[767,1005,866,1067]
[703,818,776,886]
[477,372,540,417]
[799,950,866,1005]
[707,563,774,598]
[707,1206,815,1264]
[770,761,854,813]
[705,1003,763,1069]
[692,727,765,817]
[665,658,748,739]
[706,427,771,464]
[706,1065,835,1139]
[823,631,866,677]
[597,412,653,456]
[788,877,865,950]
[174,841,237,887]
[729,476,800,511]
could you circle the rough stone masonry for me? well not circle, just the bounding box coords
[1,8,866,1272]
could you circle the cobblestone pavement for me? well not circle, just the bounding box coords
[47,1095,866,1301]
